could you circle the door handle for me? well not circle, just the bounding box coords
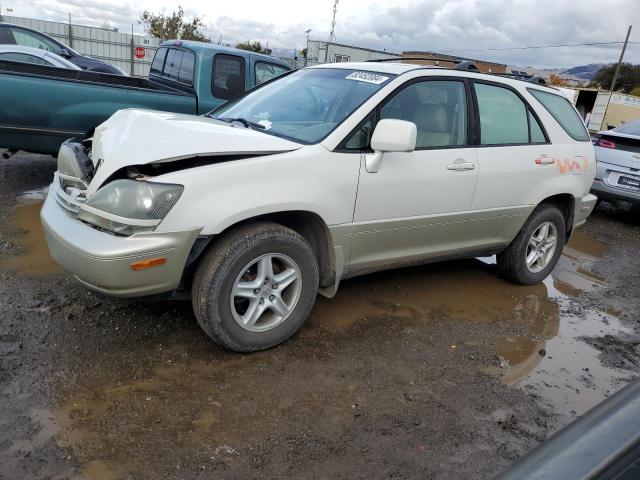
[447,160,476,171]
[535,155,555,165]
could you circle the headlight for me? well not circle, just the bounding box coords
[77,180,183,235]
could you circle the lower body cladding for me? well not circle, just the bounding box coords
[591,161,640,207]
[573,193,598,228]
[40,189,201,297]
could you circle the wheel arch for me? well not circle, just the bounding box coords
[537,193,575,239]
[202,210,337,290]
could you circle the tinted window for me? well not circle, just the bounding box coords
[475,83,529,145]
[380,80,468,148]
[213,54,245,100]
[612,118,640,136]
[165,50,184,81]
[9,28,60,53]
[529,110,546,143]
[344,117,373,150]
[255,62,289,85]
[178,51,195,85]
[0,52,50,65]
[150,47,167,75]
[528,89,590,141]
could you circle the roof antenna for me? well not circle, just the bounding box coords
[328,0,338,42]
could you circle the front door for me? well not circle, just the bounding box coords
[349,78,479,271]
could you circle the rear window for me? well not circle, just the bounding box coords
[528,89,590,141]
[150,48,167,75]
[152,48,195,86]
[612,118,640,136]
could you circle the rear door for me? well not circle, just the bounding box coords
[469,80,556,247]
[350,77,479,270]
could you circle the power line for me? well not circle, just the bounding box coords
[440,40,640,53]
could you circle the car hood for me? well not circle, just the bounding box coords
[88,109,303,193]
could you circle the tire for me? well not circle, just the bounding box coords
[191,222,319,352]
[497,204,566,285]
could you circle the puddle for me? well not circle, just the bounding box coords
[306,227,627,418]
[0,190,59,275]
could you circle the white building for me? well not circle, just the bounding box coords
[306,40,400,66]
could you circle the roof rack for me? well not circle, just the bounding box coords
[367,56,461,64]
[366,57,548,85]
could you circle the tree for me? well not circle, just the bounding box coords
[548,73,568,87]
[140,6,209,42]
[593,63,640,93]
[631,86,640,97]
[236,41,271,55]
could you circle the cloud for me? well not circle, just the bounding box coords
[13,0,640,67]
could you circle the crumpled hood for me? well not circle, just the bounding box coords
[88,109,302,192]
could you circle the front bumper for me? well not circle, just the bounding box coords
[41,181,201,297]
[572,193,598,229]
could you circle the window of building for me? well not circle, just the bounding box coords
[213,54,245,100]
[528,88,590,141]
[475,83,529,145]
[255,62,289,85]
[379,80,468,148]
[334,54,350,63]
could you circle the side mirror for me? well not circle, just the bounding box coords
[58,48,72,59]
[366,119,417,173]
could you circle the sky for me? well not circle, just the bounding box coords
[9,0,640,68]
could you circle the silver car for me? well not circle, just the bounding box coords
[591,118,640,208]
[0,45,80,69]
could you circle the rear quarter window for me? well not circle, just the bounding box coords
[528,89,590,141]
[150,48,167,75]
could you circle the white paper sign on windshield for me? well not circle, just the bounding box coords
[345,71,390,84]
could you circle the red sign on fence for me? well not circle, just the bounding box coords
[134,47,145,59]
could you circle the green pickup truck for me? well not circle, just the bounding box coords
[0,40,290,156]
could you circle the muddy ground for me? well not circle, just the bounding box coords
[0,152,639,480]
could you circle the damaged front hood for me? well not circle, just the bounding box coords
[88,109,302,192]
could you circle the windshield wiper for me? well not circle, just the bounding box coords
[218,117,266,130]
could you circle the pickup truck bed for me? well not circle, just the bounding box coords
[0,60,196,155]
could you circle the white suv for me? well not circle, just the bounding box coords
[41,62,597,351]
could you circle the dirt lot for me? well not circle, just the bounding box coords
[1,152,639,480]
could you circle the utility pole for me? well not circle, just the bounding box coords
[601,25,632,130]
[68,12,73,48]
[304,29,311,67]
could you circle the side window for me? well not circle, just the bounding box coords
[528,89,590,141]
[380,80,468,148]
[529,110,546,143]
[9,28,60,53]
[150,47,167,75]
[213,54,245,100]
[0,53,50,65]
[475,83,529,145]
[344,117,373,150]
[255,62,288,85]
[178,51,195,85]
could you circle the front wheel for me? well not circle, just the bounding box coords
[497,204,566,285]
[192,222,319,352]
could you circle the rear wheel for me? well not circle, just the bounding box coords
[497,204,566,285]
[192,222,319,352]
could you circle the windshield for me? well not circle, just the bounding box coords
[212,68,395,143]
[612,118,640,136]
